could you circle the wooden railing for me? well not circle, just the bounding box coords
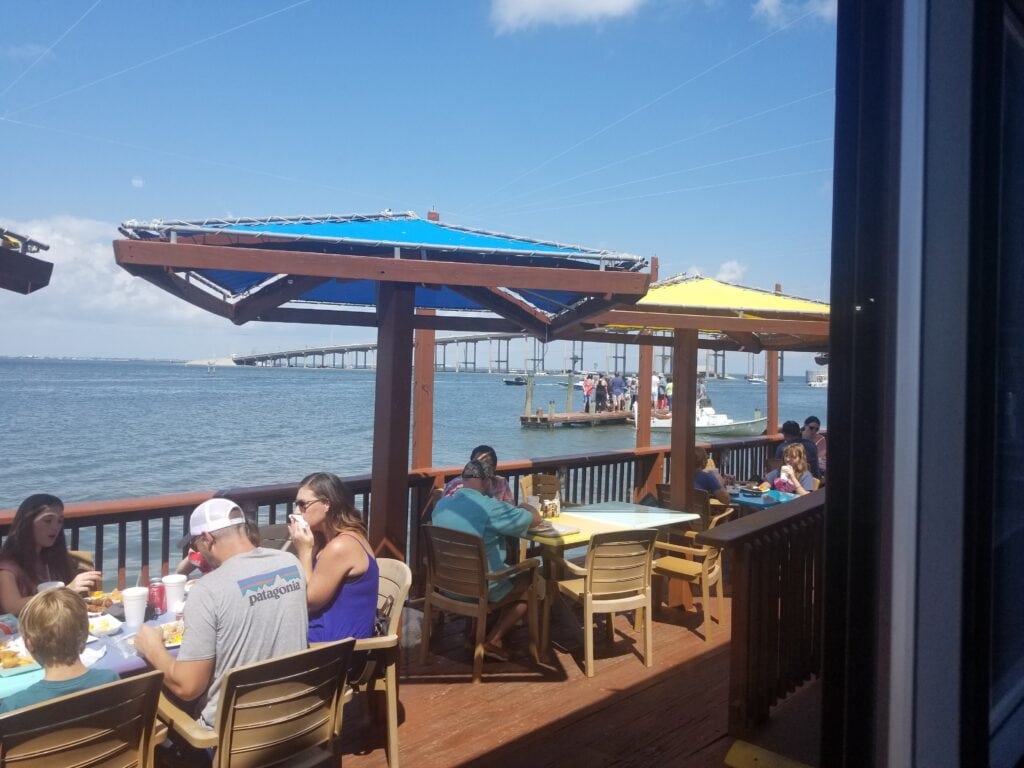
[697,489,826,737]
[0,435,791,592]
[0,446,696,589]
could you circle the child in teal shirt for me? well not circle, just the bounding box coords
[0,588,117,713]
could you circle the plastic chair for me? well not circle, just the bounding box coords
[519,473,561,503]
[256,523,293,552]
[156,639,355,768]
[552,528,658,677]
[652,509,734,640]
[338,558,412,768]
[0,669,164,767]
[419,525,539,683]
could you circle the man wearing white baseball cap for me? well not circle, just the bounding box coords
[135,498,308,729]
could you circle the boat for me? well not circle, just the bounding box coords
[808,379,828,388]
[806,368,828,388]
[503,376,528,385]
[746,376,767,385]
[636,402,767,438]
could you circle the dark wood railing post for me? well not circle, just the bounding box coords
[698,490,826,737]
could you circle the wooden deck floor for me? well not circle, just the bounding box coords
[340,598,736,767]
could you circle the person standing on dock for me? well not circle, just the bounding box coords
[595,375,609,412]
[582,374,595,413]
[609,372,626,411]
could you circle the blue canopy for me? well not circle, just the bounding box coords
[118,212,645,317]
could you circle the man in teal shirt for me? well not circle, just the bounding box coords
[432,460,542,658]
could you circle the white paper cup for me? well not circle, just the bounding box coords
[122,586,149,627]
[36,581,65,592]
[162,574,186,610]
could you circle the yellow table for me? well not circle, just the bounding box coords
[522,501,699,653]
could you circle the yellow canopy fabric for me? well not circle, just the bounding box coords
[637,276,829,317]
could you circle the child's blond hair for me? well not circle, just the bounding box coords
[20,588,88,666]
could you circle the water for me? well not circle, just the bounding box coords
[0,358,827,508]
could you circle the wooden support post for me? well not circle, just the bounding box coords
[636,339,653,449]
[370,281,415,560]
[412,310,436,470]
[669,330,698,511]
[766,350,780,435]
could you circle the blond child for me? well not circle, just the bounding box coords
[0,588,117,712]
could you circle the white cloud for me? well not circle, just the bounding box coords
[0,43,50,61]
[715,260,746,283]
[752,0,835,27]
[491,0,647,32]
[131,176,145,189]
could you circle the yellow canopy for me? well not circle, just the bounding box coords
[638,276,829,317]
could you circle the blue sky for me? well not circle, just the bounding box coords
[0,0,836,370]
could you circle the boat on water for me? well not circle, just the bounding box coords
[635,401,767,438]
[746,376,767,385]
[808,379,828,388]
[503,375,528,385]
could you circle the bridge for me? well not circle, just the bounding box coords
[230,333,576,373]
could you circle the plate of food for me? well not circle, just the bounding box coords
[0,638,40,676]
[157,620,184,648]
[84,589,122,616]
[88,614,123,637]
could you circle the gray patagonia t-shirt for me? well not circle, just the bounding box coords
[176,547,309,726]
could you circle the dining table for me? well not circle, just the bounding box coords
[727,487,799,510]
[522,500,699,654]
[0,612,176,702]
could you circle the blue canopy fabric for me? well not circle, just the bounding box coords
[120,212,645,316]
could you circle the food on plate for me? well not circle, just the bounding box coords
[84,589,122,613]
[161,621,184,646]
[88,614,123,636]
[758,482,772,492]
[0,642,35,668]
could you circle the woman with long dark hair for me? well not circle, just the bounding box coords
[288,473,379,642]
[0,494,102,615]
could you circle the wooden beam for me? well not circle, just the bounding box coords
[255,306,520,333]
[0,248,53,294]
[412,310,436,470]
[589,309,830,336]
[724,331,764,354]
[123,264,233,319]
[449,285,549,336]
[369,282,415,561]
[547,295,625,338]
[231,275,330,324]
[113,239,651,295]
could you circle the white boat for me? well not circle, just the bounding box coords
[635,402,767,438]
[808,379,828,388]
[746,376,767,385]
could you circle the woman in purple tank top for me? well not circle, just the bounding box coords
[288,473,379,643]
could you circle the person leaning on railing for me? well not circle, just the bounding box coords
[0,494,102,616]
[288,472,379,643]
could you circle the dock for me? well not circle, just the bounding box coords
[519,411,632,428]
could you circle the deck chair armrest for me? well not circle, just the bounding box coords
[549,554,587,577]
[487,557,541,581]
[354,634,399,651]
[157,693,219,750]
[709,508,735,526]
[655,541,705,558]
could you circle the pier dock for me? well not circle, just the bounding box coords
[519,411,632,428]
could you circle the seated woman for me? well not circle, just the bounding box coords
[0,494,102,616]
[766,443,816,495]
[289,473,379,642]
[693,447,731,505]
